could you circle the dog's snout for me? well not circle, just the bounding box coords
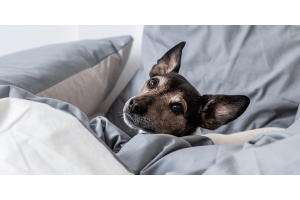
[128,98,148,115]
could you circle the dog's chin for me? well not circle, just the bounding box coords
[138,127,156,134]
[123,113,138,129]
[123,113,156,134]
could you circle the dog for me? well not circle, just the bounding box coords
[123,42,284,144]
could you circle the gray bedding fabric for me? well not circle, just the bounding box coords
[0,35,133,94]
[106,26,300,137]
[2,85,300,175]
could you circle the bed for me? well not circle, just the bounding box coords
[1,26,300,175]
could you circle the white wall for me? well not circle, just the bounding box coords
[0,25,143,115]
[78,25,143,114]
[0,26,79,56]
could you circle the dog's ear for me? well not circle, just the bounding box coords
[198,95,250,130]
[149,41,186,77]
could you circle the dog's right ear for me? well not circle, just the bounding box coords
[149,42,186,77]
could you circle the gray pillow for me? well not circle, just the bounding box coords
[0,36,133,118]
[106,25,300,136]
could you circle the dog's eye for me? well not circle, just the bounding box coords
[147,78,159,89]
[171,104,183,115]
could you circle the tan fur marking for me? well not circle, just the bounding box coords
[167,93,187,113]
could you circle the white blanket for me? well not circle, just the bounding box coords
[0,98,131,175]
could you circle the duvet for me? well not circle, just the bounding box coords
[1,85,300,175]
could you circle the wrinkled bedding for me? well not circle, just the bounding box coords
[106,26,300,137]
[1,85,300,175]
[0,97,131,175]
[2,25,300,175]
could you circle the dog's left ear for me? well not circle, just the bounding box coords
[198,95,250,130]
[149,41,186,77]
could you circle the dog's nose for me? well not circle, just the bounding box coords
[128,98,147,115]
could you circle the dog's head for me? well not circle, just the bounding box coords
[123,42,250,136]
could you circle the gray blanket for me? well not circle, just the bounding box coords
[2,85,300,174]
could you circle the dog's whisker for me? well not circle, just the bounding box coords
[126,127,133,132]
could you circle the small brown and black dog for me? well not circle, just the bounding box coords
[123,42,259,143]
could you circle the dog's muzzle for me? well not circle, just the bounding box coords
[127,96,153,115]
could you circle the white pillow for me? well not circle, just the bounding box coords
[0,98,131,175]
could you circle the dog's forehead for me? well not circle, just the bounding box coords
[140,73,200,97]
[164,73,200,95]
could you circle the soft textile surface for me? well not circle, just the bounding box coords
[196,127,285,145]
[1,85,300,175]
[0,98,131,175]
[106,26,300,137]
[0,36,133,117]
